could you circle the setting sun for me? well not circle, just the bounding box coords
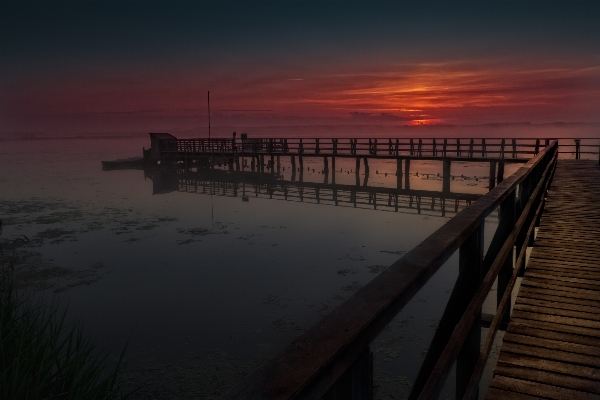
[410,119,433,125]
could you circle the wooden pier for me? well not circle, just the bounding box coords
[103,136,600,398]
[224,141,559,399]
[145,135,546,192]
[487,160,600,399]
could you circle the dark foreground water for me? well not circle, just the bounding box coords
[1,137,523,399]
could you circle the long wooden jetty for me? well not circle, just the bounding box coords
[102,135,600,398]
[143,134,543,192]
[133,135,598,193]
[221,140,600,399]
[487,160,600,399]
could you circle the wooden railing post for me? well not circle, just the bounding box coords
[497,191,516,326]
[575,139,581,159]
[515,173,533,276]
[456,223,484,400]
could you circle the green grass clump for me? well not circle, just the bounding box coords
[0,220,130,399]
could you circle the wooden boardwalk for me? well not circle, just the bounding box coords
[488,160,600,399]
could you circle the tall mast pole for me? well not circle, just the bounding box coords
[208,91,211,140]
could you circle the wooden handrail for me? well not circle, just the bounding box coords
[223,142,558,399]
[413,144,557,399]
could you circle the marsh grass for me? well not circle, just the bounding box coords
[0,220,132,399]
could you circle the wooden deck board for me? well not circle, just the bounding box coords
[487,160,600,399]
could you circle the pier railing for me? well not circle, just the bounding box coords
[223,141,558,399]
[155,136,598,163]
[158,137,548,161]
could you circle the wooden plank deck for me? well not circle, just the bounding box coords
[487,160,600,399]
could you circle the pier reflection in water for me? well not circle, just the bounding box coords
[144,165,482,218]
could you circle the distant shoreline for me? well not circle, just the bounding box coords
[1,122,599,141]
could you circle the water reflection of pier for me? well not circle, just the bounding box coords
[146,167,482,217]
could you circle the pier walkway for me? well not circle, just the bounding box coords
[487,160,600,399]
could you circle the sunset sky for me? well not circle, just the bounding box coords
[1,1,599,135]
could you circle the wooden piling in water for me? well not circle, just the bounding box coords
[396,158,402,190]
[443,160,451,193]
[489,161,496,189]
[355,157,361,186]
[331,157,336,184]
[405,159,411,190]
[497,162,505,183]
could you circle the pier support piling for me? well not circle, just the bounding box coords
[291,156,296,181]
[489,161,497,189]
[396,158,403,190]
[442,159,451,193]
[355,158,361,186]
[405,159,411,190]
[497,162,505,183]
[332,157,336,184]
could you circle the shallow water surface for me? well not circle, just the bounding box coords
[0,137,520,398]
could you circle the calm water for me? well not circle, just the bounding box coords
[0,137,520,398]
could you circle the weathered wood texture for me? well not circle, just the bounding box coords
[488,160,600,399]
